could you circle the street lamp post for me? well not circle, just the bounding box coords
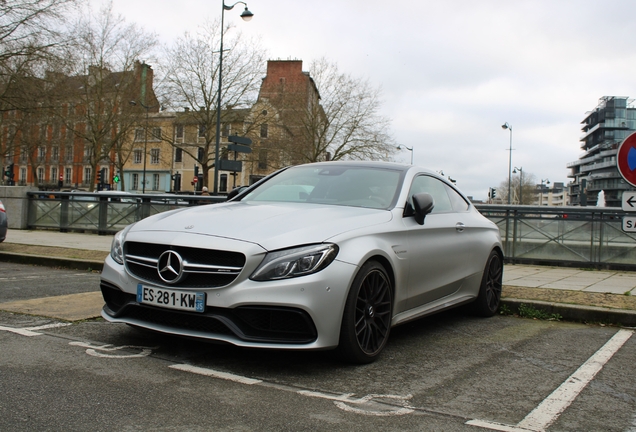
[130,100,156,194]
[397,145,414,164]
[213,1,253,195]
[540,178,550,206]
[501,122,513,204]
[513,166,523,204]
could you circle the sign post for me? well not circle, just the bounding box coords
[617,134,636,232]
[622,191,636,233]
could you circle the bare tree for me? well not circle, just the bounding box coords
[0,0,76,108]
[279,58,396,164]
[45,1,158,190]
[498,171,537,205]
[160,18,267,189]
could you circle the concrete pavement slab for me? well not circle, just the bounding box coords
[0,292,103,321]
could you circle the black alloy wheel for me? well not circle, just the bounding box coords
[339,261,393,364]
[471,250,503,317]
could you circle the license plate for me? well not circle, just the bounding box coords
[137,284,205,313]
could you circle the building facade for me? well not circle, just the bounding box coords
[1,60,324,194]
[567,96,636,207]
[1,61,158,191]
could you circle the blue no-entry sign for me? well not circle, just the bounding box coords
[617,132,636,187]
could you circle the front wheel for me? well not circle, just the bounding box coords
[469,250,503,317]
[338,261,393,364]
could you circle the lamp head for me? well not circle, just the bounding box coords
[501,122,511,130]
[240,6,254,21]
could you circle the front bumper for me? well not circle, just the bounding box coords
[100,254,357,350]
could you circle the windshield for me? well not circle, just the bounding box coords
[242,165,403,209]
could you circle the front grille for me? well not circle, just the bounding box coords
[106,302,317,344]
[124,241,246,288]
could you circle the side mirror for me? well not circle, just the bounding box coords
[227,186,248,201]
[412,193,434,225]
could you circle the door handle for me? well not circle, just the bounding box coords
[455,222,465,232]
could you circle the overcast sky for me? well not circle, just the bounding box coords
[100,0,636,200]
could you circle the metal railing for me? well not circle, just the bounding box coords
[25,193,636,270]
[475,204,635,270]
[27,191,226,235]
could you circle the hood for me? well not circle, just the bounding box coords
[129,201,392,251]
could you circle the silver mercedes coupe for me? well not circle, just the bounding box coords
[100,161,503,363]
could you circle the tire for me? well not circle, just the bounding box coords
[470,250,503,317]
[338,261,393,364]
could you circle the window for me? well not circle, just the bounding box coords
[65,167,71,185]
[37,167,44,182]
[198,124,206,138]
[135,128,144,141]
[152,127,161,140]
[153,174,160,191]
[197,147,205,161]
[258,149,267,170]
[65,146,73,162]
[407,176,469,214]
[84,167,92,185]
[220,174,227,192]
[176,125,184,139]
[260,123,268,138]
[134,149,142,164]
[38,146,46,160]
[51,167,57,183]
[52,147,59,161]
[150,148,160,164]
[222,123,230,137]
[132,173,139,190]
[175,148,183,163]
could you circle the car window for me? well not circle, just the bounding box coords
[243,165,402,209]
[407,175,453,213]
[446,184,470,212]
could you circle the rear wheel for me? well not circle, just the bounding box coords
[338,261,393,364]
[470,250,503,317]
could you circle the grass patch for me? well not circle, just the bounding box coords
[500,303,562,321]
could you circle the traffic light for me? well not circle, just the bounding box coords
[490,187,497,199]
[4,163,14,185]
[58,174,63,189]
[96,169,102,185]
[113,173,120,183]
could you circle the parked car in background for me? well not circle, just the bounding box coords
[100,161,504,363]
[0,199,7,242]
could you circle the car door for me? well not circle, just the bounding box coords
[403,175,475,309]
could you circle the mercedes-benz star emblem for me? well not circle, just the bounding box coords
[157,250,184,284]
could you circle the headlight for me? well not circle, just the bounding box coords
[110,224,133,265]
[250,244,339,281]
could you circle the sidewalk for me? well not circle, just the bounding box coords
[1,230,635,325]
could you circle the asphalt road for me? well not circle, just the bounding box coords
[1,263,635,431]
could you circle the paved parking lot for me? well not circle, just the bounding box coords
[1,263,635,431]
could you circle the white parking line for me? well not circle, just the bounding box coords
[0,322,71,336]
[0,325,42,336]
[171,364,414,416]
[169,364,263,385]
[467,329,634,432]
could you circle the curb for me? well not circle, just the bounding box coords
[501,298,636,327]
[0,251,103,271]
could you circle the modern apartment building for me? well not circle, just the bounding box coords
[567,96,636,207]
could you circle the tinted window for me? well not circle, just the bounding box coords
[408,176,453,213]
[446,184,469,212]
